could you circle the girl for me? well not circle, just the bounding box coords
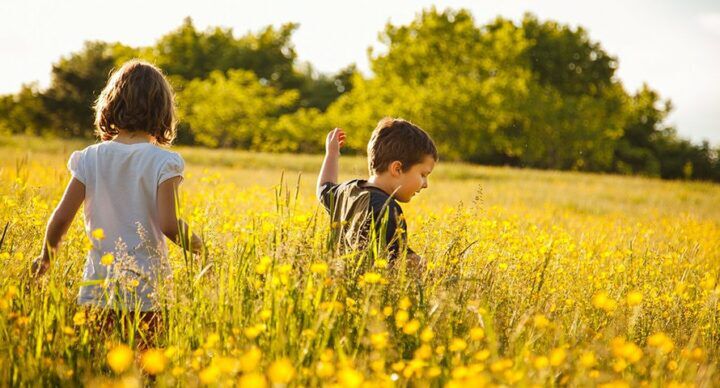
[32,60,203,339]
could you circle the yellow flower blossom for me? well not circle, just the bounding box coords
[92,228,105,240]
[403,319,421,335]
[371,332,388,349]
[549,348,567,366]
[470,327,485,340]
[240,347,262,372]
[199,364,221,384]
[626,291,643,306]
[107,344,133,374]
[449,338,468,352]
[533,314,550,328]
[100,253,114,266]
[238,373,267,388]
[648,332,674,354]
[268,358,295,384]
[533,356,549,369]
[72,311,86,326]
[338,367,364,388]
[141,349,167,375]
[310,262,328,274]
[420,327,434,342]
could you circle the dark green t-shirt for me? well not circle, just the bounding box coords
[318,179,409,260]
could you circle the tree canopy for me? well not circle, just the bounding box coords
[1,9,717,181]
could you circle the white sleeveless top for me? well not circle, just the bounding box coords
[67,141,184,311]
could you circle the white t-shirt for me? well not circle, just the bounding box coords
[67,141,184,311]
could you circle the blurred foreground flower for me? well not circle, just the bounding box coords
[141,349,167,375]
[107,344,134,374]
[268,358,295,384]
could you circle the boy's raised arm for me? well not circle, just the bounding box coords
[32,177,86,276]
[316,128,346,199]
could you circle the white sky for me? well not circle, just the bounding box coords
[1,0,718,145]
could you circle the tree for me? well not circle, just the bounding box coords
[296,63,356,111]
[151,17,348,112]
[521,13,617,97]
[178,69,298,148]
[42,41,137,137]
[614,84,667,175]
[0,83,49,135]
[323,8,625,170]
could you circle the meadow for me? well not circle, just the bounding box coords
[1,135,719,387]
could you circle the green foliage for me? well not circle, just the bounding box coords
[614,84,668,176]
[0,83,49,136]
[521,13,617,97]
[178,70,298,148]
[151,18,299,89]
[332,9,626,171]
[149,17,350,112]
[41,41,134,137]
[296,64,356,111]
[271,108,330,153]
[0,9,717,181]
[613,84,719,180]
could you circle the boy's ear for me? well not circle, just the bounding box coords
[389,161,403,177]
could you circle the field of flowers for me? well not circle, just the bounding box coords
[1,136,719,387]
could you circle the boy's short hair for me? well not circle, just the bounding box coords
[367,118,438,175]
[94,60,177,145]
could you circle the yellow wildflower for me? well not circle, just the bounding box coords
[72,311,86,326]
[648,332,674,354]
[338,367,364,388]
[449,338,468,352]
[370,332,388,350]
[268,358,294,384]
[107,344,133,374]
[403,319,421,335]
[240,347,262,372]
[533,356,549,369]
[100,253,114,266]
[470,327,485,340]
[199,364,221,384]
[549,348,567,366]
[141,349,168,375]
[310,262,328,274]
[420,327,434,342]
[238,373,267,388]
[626,291,643,306]
[92,228,105,240]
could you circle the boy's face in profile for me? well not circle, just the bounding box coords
[393,155,436,203]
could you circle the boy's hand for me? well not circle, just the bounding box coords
[325,128,346,156]
[31,256,50,277]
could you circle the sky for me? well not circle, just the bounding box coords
[1,0,718,145]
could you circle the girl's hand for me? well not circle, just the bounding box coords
[31,256,50,277]
[325,128,346,156]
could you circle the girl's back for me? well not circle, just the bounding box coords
[34,59,203,340]
[70,141,184,310]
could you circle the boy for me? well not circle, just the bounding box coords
[316,118,437,267]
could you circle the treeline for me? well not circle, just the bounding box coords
[1,9,718,181]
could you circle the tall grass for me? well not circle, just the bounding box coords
[0,136,718,386]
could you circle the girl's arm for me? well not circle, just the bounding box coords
[157,176,203,254]
[316,128,346,198]
[32,177,86,276]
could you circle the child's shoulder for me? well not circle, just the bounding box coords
[71,142,183,170]
[337,179,401,209]
[146,143,183,161]
[86,141,181,158]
